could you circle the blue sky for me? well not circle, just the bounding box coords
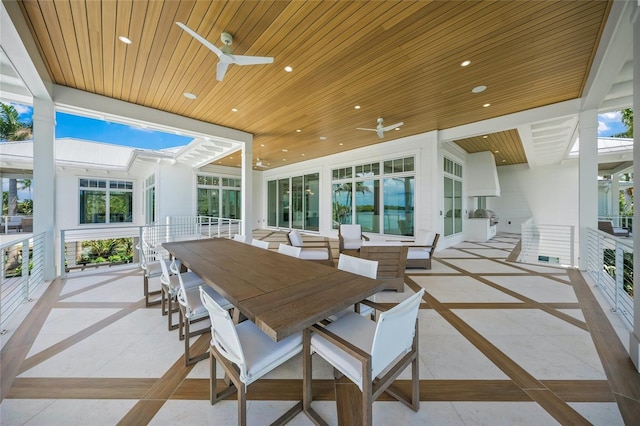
[8,102,192,149]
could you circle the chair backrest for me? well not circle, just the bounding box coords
[287,229,304,247]
[598,221,614,232]
[200,286,247,376]
[337,254,378,279]
[252,239,270,249]
[370,288,425,376]
[278,243,302,258]
[158,257,171,286]
[415,229,436,246]
[339,224,362,240]
[233,234,248,243]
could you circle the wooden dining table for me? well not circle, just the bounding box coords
[162,237,386,341]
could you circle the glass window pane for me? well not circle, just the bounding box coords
[304,173,319,231]
[404,157,414,172]
[332,169,339,180]
[222,189,241,219]
[291,176,304,229]
[372,163,380,175]
[332,182,352,229]
[454,180,463,232]
[383,176,414,236]
[355,180,379,233]
[393,159,403,173]
[444,177,454,236]
[278,179,289,227]
[110,191,133,222]
[267,180,277,227]
[80,190,106,224]
[197,188,219,217]
[384,160,393,174]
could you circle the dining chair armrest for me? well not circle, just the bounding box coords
[310,323,370,361]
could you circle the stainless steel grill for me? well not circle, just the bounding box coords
[474,209,499,226]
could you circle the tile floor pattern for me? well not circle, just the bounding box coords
[1,232,638,425]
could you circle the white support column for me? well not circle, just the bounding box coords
[32,97,56,279]
[628,3,640,372]
[241,140,253,239]
[611,172,620,218]
[578,109,599,270]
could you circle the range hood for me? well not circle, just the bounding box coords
[466,151,501,197]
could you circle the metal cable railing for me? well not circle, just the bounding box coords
[519,219,576,267]
[1,232,46,328]
[586,228,633,328]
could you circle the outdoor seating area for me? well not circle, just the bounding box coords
[0,231,635,425]
[0,217,32,234]
[597,220,630,237]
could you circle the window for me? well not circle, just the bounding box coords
[332,156,415,236]
[443,158,463,237]
[267,173,320,231]
[79,178,133,224]
[197,174,241,219]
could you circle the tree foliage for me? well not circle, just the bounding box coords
[1,102,33,216]
[613,108,633,138]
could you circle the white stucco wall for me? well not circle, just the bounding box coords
[490,160,579,233]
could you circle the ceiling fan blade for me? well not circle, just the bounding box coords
[356,127,376,131]
[230,54,274,66]
[381,122,403,132]
[175,22,224,58]
[217,62,229,81]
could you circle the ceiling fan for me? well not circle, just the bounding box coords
[357,118,404,139]
[176,22,274,81]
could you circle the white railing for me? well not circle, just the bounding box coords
[519,219,576,267]
[60,216,243,276]
[1,215,33,234]
[1,232,46,328]
[586,228,633,328]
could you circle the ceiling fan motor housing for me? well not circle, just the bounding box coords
[221,32,233,46]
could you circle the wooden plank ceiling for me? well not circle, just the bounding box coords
[18,0,610,169]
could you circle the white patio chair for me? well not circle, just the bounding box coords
[174,267,233,365]
[287,229,334,266]
[251,238,270,249]
[304,288,425,426]
[277,243,302,258]
[404,230,440,269]
[338,224,369,252]
[330,254,378,320]
[137,241,163,307]
[233,234,249,243]
[200,287,303,426]
[159,257,202,332]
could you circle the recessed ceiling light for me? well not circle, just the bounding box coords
[296,129,302,133]
[231,108,238,112]
[502,159,506,163]
[354,105,361,109]
[339,143,343,146]
[183,92,197,99]
[118,36,132,44]
[395,127,400,131]
[482,135,488,139]
[301,153,305,156]
[284,66,293,72]
[229,157,233,160]
[461,60,471,67]
[260,144,265,147]
[282,149,288,152]
[472,85,487,93]
[282,159,286,161]
[319,136,327,140]
[483,103,491,108]
[494,150,499,153]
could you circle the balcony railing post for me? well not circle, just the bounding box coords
[570,225,575,268]
[60,230,67,278]
[21,240,30,300]
[615,243,623,312]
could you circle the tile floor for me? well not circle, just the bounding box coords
[0,233,637,425]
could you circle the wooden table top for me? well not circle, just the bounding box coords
[163,238,386,341]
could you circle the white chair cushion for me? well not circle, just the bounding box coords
[288,229,304,247]
[236,321,302,385]
[311,312,376,388]
[299,248,330,260]
[415,230,436,246]
[145,261,163,277]
[184,286,231,319]
[407,247,431,260]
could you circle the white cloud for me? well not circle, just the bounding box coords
[598,120,610,133]
[601,111,621,120]
[9,102,33,117]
